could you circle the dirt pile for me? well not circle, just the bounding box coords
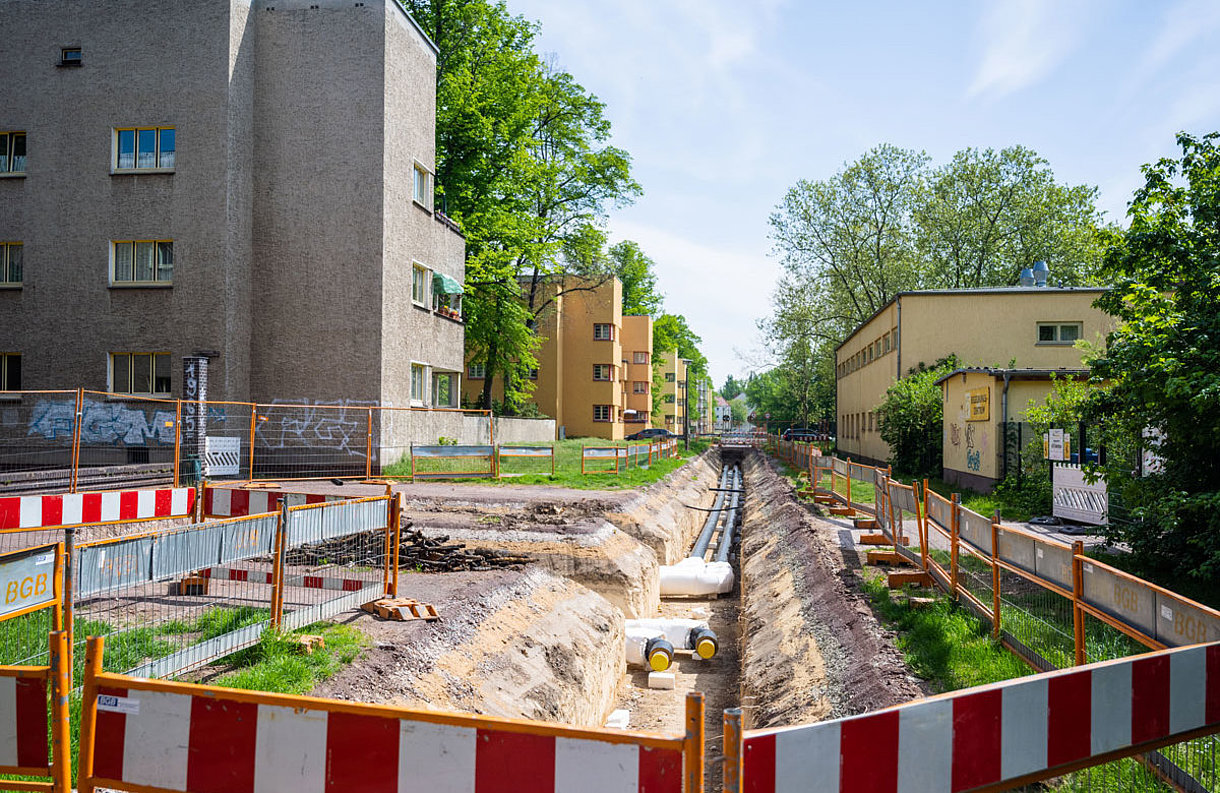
[739,451,923,729]
[314,567,623,726]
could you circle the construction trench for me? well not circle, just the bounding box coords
[277,444,922,792]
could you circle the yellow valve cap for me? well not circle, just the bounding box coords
[648,647,672,672]
[695,637,718,659]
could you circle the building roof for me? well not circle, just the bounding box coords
[715,395,730,407]
[834,286,1111,353]
[933,366,1091,386]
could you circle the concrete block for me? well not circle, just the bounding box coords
[605,709,630,729]
[647,672,676,690]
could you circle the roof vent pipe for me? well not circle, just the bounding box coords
[1032,260,1049,287]
[1019,267,1035,287]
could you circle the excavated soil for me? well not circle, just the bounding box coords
[313,567,623,726]
[605,452,719,563]
[739,451,923,728]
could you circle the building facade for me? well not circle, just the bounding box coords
[0,0,465,422]
[462,276,651,440]
[657,350,688,435]
[835,287,1115,466]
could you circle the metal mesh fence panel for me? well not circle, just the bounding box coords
[75,391,178,490]
[0,391,78,493]
[251,402,373,480]
[180,400,255,485]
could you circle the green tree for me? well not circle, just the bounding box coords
[877,357,958,476]
[720,375,744,401]
[743,369,796,428]
[729,399,747,425]
[653,313,708,421]
[610,240,663,316]
[915,146,1107,289]
[1083,132,1220,582]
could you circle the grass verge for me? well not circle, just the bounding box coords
[211,621,367,694]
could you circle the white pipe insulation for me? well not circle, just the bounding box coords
[624,618,719,670]
[659,556,734,596]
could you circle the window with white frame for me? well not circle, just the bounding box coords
[413,163,431,209]
[1,243,22,286]
[1037,322,1082,344]
[593,404,611,422]
[633,351,648,365]
[433,372,457,407]
[593,323,614,340]
[0,353,20,390]
[112,241,173,285]
[411,363,428,404]
[467,362,485,379]
[633,381,648,394]
[412,263,429,306]
[111,352,171,394]
[1,132,26,174]
[593,364,612,381]
[115,127,175,170]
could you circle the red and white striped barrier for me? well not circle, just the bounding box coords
[203,487,343,518]
[84,685,685,793]
[0,673,48,771]
[742,642,1220,793]
[0,487,195,531]
[199,566,372,593]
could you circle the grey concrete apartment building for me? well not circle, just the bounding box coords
[0,0,466,417]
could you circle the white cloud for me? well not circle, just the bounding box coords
[609,218,781,384]
[1137,0,1220,79]
[967,0,1083,99]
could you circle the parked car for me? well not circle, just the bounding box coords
[782,428,819,442]
[626,428,675,441]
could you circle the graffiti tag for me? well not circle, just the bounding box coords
[28,400,176,445]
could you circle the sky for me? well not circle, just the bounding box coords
[507,0,1220,387]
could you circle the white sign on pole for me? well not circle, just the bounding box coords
[1048,429,1065,462]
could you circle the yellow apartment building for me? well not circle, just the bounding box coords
[835,286,1115,474]
[657,350,689,434]
[462,276,652,440]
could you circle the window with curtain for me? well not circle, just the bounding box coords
[112,241,173,284]
[115,127,175,170]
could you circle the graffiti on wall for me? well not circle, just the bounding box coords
[965,423,981,472]
[28,400,177,445]
[254,400,379,458]
[949,423,961,447]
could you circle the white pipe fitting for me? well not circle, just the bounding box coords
[658,557,734,596]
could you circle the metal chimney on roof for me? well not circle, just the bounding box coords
[1032,260,1049,287]
[1019,267,1035,287]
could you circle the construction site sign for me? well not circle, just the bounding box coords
[0,543,57,619]
[967,386,990,421]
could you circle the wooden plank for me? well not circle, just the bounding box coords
[866,550,912,566]
[887,571,934,589]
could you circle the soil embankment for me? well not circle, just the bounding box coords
[739,450,922,728]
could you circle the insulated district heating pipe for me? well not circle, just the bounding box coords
[714,468,742,563]
[689,464,731,560]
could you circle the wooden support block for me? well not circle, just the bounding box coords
[858,533,890,546]
[362,597,440,622]
[853,518,878,530]
[828,505,854,516]
[887,571,934,589]
[866,550,912,566]
[813,495,836,505]
[293,634,326,654]
[172,576,210,596]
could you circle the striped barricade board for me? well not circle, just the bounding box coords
[0,487,195,531]
[80,642,693,793]
[739,641,1220,793]
[0,630,70,792]
[203,486,348,518]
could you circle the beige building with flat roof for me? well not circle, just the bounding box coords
[657,350,688,434]
[462,276,651,440]
[835,286,1115,470]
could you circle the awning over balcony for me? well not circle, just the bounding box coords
[433,272,464,295]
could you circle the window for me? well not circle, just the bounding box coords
[593,323,614,341]
[633,381,648,394]
[413,163,431,209]
[1037,322,1083,344]
[593,404,611,422]
[412,263,429,306]
[665,372,676,383]
[433,372,456,408]
[411,363,427,404]
[664,394,675,404]
[0,354,19,390]
[115,127,175,170]
[883,334,891,354]
[111,352,170,394]
[1,133,26,174]
[1,243,22,286]
[633,351,649,365]
[467,363,485,379]
[112,241,173,285]
[520,367,538,380]
[593,364,612,381]
[60,48,82,66]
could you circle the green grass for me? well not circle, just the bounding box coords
[860,572,1030,691]
[212,622,367,695]
[383,436,708,490]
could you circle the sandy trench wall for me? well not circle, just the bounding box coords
[738,450,923,729]
[604,449,720,564]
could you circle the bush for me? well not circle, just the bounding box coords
[877,357,957,477]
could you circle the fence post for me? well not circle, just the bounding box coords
[990,512,1002,640]
[77,635,107,793]
[1072,539,1086,666]
[248,405,258,480]
[390,492,402,597]
[271,500,289,630]
[49,630,72,793]
[919,479,930,571]
[950,493,960,597]
[723,707,743,793]
[845,457,853,506]
[62,527,75,687]
[172,399,183,488]
[383,486,394,596]
[69,388,84,493]
[365,407,374,479]
[684,692,705,793]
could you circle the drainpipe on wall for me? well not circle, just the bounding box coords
[895,297,902,379]
[1001,372,1011,480]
